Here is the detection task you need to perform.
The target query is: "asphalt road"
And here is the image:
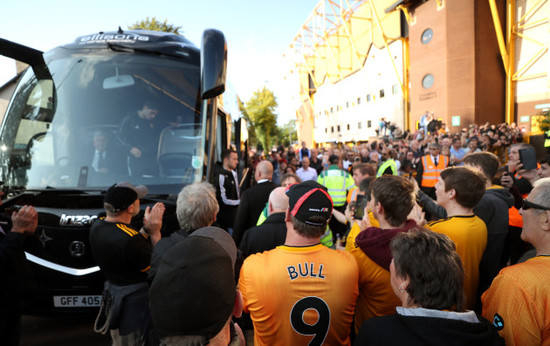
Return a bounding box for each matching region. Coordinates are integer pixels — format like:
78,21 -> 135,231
21,314 -> 110,345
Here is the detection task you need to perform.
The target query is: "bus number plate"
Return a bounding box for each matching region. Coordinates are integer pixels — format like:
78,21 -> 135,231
53,295 -> 102,307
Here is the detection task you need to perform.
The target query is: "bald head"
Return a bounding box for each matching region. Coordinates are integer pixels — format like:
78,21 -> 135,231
268,187 -> 289,214
256,160 -> 273,181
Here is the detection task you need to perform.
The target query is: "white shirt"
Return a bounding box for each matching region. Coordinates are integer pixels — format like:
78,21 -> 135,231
92,150 -> 105,171
296,167 -> 318,181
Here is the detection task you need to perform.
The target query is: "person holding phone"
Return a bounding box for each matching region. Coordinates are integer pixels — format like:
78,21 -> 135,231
501,143 -> 539,265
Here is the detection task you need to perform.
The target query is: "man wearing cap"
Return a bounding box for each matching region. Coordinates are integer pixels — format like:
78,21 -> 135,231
416,142 -> 449,200
89,182 -> 165,345
239,180 -> 359,345
149,226 -> 244,346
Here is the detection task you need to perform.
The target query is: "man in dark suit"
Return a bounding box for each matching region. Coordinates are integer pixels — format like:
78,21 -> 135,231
239,187 -> 288,259
89,131 -> 127,175
232,160 -> 276,246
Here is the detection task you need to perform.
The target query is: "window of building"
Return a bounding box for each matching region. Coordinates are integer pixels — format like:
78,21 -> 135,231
358,122 -> 362,129
357,97 -> 361,105
379,89 -> 385,98
422,74 -> 434,89
337,105 -> 340,112
331,107 -> 334,113
421,28 -> 433,44
367,120 -> 372,128
347,124 -> 350,131
337,125 -> 341,132
346,101 -> 349,108
392,84 -> 399,95
331,126 -> 334,133
366,94 -> 372,102
325,128 -> 328,133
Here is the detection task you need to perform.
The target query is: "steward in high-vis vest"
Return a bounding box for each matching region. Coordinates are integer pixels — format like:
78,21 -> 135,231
416,142 -> 448,200
376,150 -> 398,177
317,154 -> 355,239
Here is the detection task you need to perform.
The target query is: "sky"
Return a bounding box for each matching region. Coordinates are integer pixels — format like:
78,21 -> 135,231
0,0 -> 319,124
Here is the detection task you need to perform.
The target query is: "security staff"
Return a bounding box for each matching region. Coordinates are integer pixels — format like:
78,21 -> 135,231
376,149 -> 398,177
416,142 -> 448,200
317,154 -> 354,239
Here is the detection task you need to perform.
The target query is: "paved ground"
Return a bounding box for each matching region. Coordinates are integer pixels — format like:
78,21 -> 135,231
21,314 -> 110,345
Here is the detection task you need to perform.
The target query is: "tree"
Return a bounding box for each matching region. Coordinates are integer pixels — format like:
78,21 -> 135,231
242,87 -> 278,152
128,17 -> 182,35
278,120 -> 298,147
238,96 -> 259,148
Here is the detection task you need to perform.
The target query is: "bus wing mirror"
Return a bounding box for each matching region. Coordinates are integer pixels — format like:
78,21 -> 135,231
200,29 -> 227,99
0,38 -> 52,80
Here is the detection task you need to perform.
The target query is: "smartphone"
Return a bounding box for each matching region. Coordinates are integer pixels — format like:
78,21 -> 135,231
519,147 -> 537,170
354,194 -> 368,220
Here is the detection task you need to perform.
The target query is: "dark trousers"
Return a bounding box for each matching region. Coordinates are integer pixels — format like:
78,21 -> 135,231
330,205 -> 348,241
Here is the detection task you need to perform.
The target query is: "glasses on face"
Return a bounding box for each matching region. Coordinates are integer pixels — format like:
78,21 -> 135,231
521,199 -> 550,211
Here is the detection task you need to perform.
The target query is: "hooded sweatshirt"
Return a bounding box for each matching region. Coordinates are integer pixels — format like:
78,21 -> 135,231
355,308 -> 505,346
349,219 -> 417,331
474,186 -> 514,305
355,219 -> 417,271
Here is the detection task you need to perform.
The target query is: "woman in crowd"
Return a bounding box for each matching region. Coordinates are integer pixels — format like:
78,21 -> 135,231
354,228 -> 504,345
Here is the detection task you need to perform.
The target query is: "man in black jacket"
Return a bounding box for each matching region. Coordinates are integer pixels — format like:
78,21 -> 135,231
214,149 -> 240,233
239,187 -> 288,259
233,160 -> 276,246
0,205 -> 38,346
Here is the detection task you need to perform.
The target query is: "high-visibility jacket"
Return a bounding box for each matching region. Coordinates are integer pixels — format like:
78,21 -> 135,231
347,187 -> 358,204
377,159 -> 398,177
421,155 -> 448,188
509,172 -> 529,228
318,165 -> 355,207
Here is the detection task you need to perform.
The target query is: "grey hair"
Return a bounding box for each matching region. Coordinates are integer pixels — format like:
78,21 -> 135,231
176,182 -> 219,231
531,177 -> 550,213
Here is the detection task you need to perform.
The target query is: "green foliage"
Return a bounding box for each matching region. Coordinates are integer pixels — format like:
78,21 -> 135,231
242,87 -> 278,151
536,109 -> 550,132
238,96 -> 259,148
128,17 -> 182,35
279,120 -> 298,147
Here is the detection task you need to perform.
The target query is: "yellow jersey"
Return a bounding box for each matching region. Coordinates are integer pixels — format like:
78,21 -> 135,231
482,256 -> 550,346
427,215 -> 487,310
239,244 -> 359,346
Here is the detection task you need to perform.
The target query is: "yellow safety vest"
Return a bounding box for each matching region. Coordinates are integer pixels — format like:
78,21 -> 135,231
377,159 -> 398,177
317,166 -> 355,207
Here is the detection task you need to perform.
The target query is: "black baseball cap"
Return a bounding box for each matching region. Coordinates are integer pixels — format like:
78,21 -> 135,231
149,235 -> 236,340
104,182 -> 148,213
286,180 -> 333,226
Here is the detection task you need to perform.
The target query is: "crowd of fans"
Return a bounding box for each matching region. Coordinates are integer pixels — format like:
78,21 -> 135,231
2,119 -> 549,346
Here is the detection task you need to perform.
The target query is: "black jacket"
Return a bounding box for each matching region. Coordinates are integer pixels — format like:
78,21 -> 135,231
239,212 -> 287,259
0,231 -> 28,346
233,181 -> 277,246
214,167 -> 240,231
355,313 -> 504,346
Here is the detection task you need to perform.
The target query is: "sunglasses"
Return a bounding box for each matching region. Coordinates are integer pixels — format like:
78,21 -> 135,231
521,199 -> 550,211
